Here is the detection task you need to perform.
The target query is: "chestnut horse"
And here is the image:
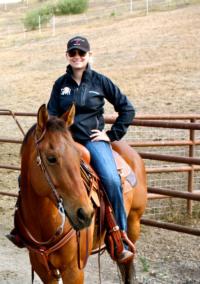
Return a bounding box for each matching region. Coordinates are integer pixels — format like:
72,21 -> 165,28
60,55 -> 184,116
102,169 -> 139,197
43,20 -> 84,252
16,104 -> 147,284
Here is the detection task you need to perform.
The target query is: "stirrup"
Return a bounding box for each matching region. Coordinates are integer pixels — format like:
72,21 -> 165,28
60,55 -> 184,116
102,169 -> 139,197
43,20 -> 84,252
120,231 -> 136,254
116,248 -> 134,264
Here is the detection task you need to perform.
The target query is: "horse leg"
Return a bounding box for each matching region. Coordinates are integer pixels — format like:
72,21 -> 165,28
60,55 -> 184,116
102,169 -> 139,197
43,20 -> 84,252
127,209 -> 142,244
61,267 -> 84,284
118,208 -> 143,284
29,253 -> 59,284
118,261 -> 137,284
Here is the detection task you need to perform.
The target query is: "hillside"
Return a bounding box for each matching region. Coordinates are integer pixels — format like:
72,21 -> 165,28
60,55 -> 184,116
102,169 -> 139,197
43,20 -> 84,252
0,1 -> 200,115
0,3 -> 200,283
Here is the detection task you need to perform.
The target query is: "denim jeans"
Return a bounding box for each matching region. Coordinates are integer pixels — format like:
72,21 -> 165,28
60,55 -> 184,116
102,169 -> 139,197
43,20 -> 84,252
83,140 -> 127,231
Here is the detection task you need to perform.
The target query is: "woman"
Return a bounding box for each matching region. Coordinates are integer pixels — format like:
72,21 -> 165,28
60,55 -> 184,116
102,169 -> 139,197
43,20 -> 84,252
47,36 -> 135,263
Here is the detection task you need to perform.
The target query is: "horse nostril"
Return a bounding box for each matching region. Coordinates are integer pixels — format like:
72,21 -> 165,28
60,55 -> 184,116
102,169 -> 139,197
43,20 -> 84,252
77,208 -> 94,228
77,208 -> 87,223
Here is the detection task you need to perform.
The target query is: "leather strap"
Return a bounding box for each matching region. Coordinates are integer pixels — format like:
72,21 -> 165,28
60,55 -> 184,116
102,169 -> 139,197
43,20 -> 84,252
15,209 -> 62,247
77,229 -> 89,270
120,231 -> 136,255
27,228 -> 76,275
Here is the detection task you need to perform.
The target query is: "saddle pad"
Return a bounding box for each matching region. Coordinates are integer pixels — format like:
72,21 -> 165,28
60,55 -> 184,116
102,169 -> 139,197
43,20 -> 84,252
113,150 -> 137,189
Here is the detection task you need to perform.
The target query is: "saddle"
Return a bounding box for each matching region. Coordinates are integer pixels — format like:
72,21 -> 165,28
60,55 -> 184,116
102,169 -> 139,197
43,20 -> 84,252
77,142 -> 136,261
76,142 -> 137,194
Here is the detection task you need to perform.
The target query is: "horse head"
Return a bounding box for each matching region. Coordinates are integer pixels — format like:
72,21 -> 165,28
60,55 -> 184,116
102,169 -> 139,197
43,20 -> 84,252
22,104 -> 94,231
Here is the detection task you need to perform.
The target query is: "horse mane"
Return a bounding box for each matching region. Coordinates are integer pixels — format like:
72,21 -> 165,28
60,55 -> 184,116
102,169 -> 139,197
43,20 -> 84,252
20,118 -> 67,155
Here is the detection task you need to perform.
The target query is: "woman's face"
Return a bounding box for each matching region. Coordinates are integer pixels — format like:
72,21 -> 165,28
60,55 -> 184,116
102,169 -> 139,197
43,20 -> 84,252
66,49 -> 91,71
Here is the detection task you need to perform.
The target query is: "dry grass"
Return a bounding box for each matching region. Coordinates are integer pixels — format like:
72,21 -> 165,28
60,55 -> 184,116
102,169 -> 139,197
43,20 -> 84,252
0,2 -> 200,115
0,4 -> 200,283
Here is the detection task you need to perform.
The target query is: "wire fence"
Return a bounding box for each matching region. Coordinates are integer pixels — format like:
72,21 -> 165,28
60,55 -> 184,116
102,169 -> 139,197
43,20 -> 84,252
127,120 -> 200,221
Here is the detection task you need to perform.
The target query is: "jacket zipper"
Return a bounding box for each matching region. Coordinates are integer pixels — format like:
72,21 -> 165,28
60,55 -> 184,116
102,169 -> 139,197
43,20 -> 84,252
80,85 -> 87,106
96,116 -> 99,129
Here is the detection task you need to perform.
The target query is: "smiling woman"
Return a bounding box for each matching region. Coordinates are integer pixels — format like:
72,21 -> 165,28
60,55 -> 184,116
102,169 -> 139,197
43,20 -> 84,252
47,35 -> 137,263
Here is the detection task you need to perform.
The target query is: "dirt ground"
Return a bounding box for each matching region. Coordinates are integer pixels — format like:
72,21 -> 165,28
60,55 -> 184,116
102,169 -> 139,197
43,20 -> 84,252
0,2 -> 200,284
0,205 -> 200,283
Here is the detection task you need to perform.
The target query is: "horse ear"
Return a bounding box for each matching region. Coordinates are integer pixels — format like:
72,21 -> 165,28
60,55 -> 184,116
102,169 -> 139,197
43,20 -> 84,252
61,104 -> 76,127
36,104 -> 48,138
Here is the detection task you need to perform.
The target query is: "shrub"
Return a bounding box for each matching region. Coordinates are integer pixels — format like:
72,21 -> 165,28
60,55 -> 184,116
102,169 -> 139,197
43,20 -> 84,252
23,5 -> 54,30
23,0 -> 88,30
55,0 -> 89,15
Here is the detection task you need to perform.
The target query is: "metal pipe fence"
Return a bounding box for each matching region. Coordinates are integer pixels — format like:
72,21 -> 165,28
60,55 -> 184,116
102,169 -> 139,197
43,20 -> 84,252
0,110 -> 200,235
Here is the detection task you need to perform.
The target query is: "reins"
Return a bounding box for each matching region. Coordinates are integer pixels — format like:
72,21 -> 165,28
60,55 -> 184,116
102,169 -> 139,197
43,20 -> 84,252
76,229 -> 89,270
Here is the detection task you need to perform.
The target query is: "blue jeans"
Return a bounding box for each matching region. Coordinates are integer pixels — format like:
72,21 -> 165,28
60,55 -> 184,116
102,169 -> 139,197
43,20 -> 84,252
83,141 -> 127,231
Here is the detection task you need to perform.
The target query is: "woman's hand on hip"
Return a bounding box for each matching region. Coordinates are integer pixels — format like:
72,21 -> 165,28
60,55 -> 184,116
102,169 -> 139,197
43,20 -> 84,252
90,129 -> 110,142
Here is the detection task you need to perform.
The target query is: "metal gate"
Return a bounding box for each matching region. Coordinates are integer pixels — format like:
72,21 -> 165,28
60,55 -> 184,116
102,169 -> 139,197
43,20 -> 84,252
0,110 -> 200,235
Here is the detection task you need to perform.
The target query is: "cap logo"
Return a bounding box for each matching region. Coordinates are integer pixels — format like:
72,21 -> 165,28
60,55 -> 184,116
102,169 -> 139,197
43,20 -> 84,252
72,39 -> 85,46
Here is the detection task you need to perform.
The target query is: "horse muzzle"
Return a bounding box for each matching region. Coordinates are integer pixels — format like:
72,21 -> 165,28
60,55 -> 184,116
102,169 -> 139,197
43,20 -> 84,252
65,207 -> 94,231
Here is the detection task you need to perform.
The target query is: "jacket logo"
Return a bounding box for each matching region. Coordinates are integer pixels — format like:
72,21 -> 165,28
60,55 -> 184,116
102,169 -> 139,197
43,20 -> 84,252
89,90 -> 100,95
61,87 -> 71,96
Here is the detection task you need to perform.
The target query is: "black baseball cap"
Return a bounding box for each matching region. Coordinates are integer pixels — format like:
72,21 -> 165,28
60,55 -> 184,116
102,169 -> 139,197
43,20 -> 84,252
67,36 -> 90,52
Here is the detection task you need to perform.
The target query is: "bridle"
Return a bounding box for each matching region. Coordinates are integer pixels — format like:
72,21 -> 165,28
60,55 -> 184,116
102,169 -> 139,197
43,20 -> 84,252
34,128 -> 66,236
15,126 -> 91,283
35,128 -> 92,265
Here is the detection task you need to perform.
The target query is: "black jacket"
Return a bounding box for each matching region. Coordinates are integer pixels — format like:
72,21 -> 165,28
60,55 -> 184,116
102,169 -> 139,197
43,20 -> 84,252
47,65 -> 135,142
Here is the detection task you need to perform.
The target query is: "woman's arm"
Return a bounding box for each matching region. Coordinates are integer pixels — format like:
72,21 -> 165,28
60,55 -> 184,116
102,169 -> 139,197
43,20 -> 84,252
101,76 -> 135,142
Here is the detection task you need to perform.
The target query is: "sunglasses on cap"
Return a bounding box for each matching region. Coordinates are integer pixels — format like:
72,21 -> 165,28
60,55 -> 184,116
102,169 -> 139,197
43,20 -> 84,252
67,49 -> 87,57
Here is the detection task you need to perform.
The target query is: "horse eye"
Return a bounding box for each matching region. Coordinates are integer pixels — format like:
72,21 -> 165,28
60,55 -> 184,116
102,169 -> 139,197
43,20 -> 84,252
47,156 -> 57,164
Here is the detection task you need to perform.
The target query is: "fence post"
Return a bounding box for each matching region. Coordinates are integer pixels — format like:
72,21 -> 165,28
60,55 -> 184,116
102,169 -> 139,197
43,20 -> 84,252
39,15 -> 41,34
187,118 -> 196,215
23,24 -> 26,39
52,15 -> 55,36
146,0 -> 149,15
130,0 -> 133,12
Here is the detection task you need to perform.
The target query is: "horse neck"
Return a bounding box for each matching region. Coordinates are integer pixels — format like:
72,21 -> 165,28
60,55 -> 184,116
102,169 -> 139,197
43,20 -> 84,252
20,178 -> 72,241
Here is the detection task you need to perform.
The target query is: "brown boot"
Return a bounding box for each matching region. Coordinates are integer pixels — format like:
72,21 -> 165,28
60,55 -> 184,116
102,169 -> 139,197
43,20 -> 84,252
6,228 -> 25,248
